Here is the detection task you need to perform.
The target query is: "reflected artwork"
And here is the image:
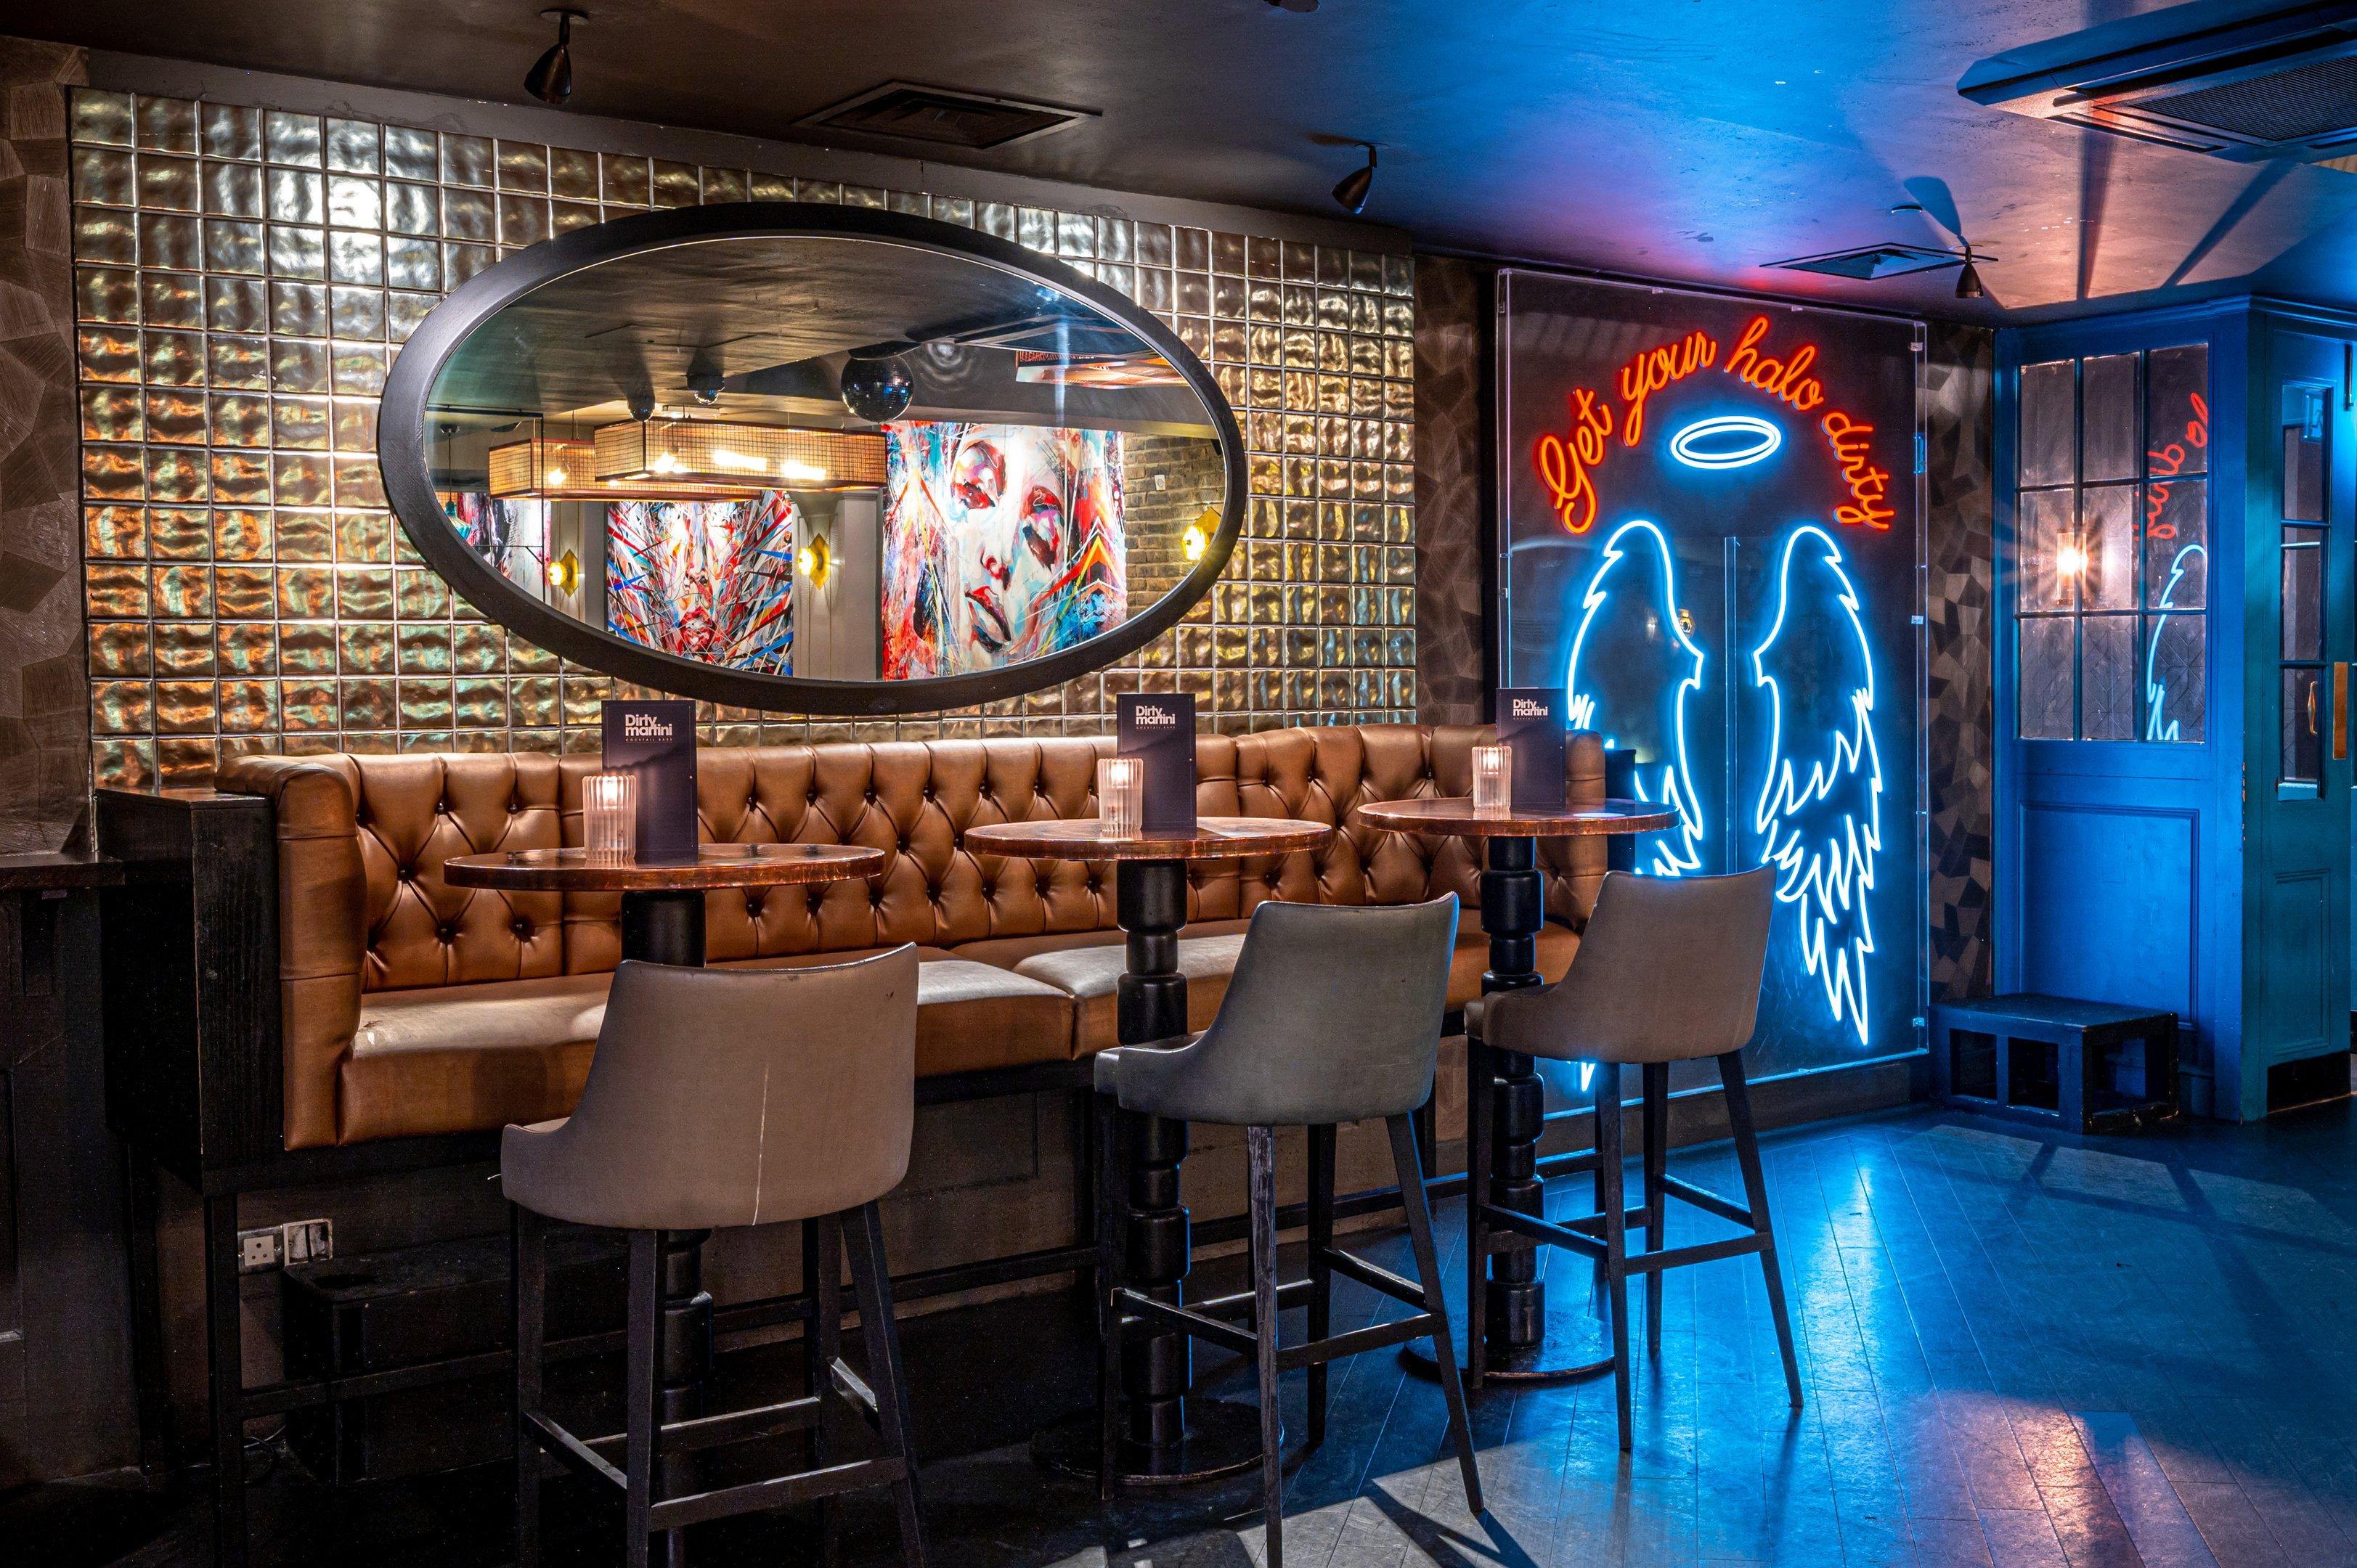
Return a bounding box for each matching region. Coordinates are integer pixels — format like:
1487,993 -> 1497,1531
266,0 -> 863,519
881,422 -> 1125,679
446,493 -> 548,599
606,493 -> 797,674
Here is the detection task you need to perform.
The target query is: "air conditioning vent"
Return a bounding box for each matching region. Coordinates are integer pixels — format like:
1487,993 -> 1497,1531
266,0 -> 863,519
1961,0 -> 2357,164
1764,244 -> 1970,281
798,82 -> 1096,150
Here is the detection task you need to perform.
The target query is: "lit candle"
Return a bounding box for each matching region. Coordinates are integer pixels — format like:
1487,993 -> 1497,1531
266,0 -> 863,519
1472,744 -> 1512,816
1098,756 -> 1144,839
583,771 -> 637,862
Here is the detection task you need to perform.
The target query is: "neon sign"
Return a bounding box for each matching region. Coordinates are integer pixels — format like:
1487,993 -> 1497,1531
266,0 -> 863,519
1563,519 -> 1708,877
1532,314 -> 1894,534
1669,414 -> 1783,470
1751,526 -> 1883,1045
2144,543 -> 2206,742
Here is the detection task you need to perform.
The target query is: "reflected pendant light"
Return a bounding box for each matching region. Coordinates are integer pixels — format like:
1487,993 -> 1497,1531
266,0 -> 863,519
525,9 -> 583,106
591,417 -> 890,492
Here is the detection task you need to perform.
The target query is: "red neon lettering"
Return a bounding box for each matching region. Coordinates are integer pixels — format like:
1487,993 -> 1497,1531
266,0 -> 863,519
1533,386 -> 1615,534
2144,392 -> 2210,541
1821,411 -> 1894,531
1725,317 -> 1825,412
1616,328 -> 1717,446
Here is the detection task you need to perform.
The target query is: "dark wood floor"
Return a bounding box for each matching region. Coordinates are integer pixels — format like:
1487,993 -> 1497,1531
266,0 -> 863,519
20,1096 -> 2357,1568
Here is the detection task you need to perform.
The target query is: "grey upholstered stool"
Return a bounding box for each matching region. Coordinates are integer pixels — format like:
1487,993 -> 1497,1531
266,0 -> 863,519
1092,895 -> 1481,1568
1467,867 -> 1801,1451
503,948 -> 926,1568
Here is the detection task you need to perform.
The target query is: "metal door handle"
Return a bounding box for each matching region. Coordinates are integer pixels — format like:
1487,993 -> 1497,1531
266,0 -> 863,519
2309,679 -> 2319,738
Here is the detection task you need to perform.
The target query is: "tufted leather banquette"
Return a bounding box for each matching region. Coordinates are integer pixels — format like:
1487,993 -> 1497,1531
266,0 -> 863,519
218,724 -> 1607,1149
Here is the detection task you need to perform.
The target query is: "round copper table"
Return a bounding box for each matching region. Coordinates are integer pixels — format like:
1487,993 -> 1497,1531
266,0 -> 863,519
445,839 -> 882,1568
962,815 -> 1329,1487
1354,797 -> 1675,1387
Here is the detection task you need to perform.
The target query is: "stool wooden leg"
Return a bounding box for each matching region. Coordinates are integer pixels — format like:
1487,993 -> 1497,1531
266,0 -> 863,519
802,1214 -> 843,1568
846,1201 -> 927,1568
1387,1115 -> 1483,1516
1246,1125 -> 1284,1568
1719,1051 -> 1801,1410
202,1192 -> 248,1568
512,1205 -> 546,1568
1595,1064 -> 1632,1451
1464,1037 -> 1493,1389
1641,1063 -> 1668,1357
625,1229 -> 659,1568
1306,1123 -> 1335,1450
1093,1091 -> 1123,1501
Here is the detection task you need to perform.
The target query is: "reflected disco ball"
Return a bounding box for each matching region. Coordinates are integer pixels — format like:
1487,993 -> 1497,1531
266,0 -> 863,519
840,355 -> 913,422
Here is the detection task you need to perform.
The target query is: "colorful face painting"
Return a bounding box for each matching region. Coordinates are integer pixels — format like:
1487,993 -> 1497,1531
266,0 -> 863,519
880,422 -> 1126,679
605,492 -> 796,674
444,493 -> 549,599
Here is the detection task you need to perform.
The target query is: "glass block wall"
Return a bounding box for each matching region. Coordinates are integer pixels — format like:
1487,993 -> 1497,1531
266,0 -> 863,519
68,88 -> 1419,791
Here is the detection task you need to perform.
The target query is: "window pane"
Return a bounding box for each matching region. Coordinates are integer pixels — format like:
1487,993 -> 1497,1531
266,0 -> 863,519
2148,344 -> 2207,478
2285,664 -> 2324,783
2145,475 -> 2206,610
2082,483 -> 2138,611
2081,614 -> 2137,740
2020,616 -> 2076,739
2019,487 -> 2077,610
2284,387 -> 2328,522
2083,353 -> 2141,482
2283,525 -> 2324,661
2144,613 -> 2205,743
2019,360 -> 2075,489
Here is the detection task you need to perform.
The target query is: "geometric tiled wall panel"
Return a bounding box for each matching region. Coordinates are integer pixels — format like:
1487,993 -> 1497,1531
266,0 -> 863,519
70,88 -> 1417,790
1923,322 -> 1996,1001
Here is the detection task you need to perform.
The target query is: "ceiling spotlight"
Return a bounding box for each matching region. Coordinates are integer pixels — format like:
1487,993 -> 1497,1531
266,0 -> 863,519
525,9 -> 584,106
1955,250 -> 1985,299
839,351 -> 914,423
685,366 -> 724,407
1332,143 -> 1377,216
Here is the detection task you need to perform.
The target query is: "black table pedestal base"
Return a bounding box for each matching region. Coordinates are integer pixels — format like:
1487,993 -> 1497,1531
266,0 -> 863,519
1029,856 -> 1263,1489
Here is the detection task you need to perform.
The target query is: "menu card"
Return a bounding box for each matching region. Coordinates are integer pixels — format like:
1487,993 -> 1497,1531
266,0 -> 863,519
601,699 -> 698,863
1496,687 -> 1567,812
1118,693 -> 1197,836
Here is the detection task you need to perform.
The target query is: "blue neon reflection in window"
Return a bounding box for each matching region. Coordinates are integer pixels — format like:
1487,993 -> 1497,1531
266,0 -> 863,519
2143,543 -> 2205,742
1563,518 -> 1706,876
1751,525 -> 1883,1045
1668,413 -> 1783,470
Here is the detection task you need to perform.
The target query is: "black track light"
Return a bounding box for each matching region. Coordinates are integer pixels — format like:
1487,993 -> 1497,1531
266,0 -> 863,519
525,9 -> 583,107
1332,144 -> 1377,216
1955,252 -> 1984,300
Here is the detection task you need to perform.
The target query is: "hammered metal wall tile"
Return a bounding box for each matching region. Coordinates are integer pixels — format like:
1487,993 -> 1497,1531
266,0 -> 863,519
278,621 -> 335,675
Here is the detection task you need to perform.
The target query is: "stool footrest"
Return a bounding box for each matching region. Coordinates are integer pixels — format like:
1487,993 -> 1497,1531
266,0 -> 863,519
828,1355 -> 882,1429
1115,1288 -> 1258,1358
1316,1244 -> 1427,1310
1625,1233 -> 1766,1275
1186,1276 -> 1311,1320
1274,1312 -> 1437,1373
651,1455 -> 909,1532
1659,1174 -> 1751,1228
1479,1204 -> 1606,1259
524,1409 -> 627,1490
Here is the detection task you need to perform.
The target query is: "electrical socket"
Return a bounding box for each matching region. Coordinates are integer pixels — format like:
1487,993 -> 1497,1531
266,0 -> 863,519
281,1218 -> 333,1266
237,1227 -> 281,1275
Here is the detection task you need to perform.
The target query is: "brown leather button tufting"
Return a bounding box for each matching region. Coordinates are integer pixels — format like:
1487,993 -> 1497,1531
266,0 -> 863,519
512,919 -> 531,937
746,896 -> 762,915
438,923 -> 456,942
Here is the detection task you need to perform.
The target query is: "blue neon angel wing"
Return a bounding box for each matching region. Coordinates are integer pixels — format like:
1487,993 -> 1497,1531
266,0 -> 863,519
1750,525 -> 1881,1044
1563,519 -> 1706,875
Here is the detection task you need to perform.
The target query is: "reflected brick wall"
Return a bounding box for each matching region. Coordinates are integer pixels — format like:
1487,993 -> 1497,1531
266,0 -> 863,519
0,41 -> 90,850
68,85 -> 1418,790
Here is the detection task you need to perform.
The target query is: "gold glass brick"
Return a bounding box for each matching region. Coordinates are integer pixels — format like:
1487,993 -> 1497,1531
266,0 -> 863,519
144,388 -> 205,444
219,679 -> 276,732
337,620 -> 393,673
207,449 -> 268,505
76,264 -> 138,323
326,119 -> 380,174
215,565 -> 273,618
265,111 -> 322,168
334,566 -> 391,620
144,447 -> 208,502
278,622 -> 335,675
152,622 -> 216,674
397,677 -> 452,727
330,232 -> 384,285
385,126 -> 436,181
330,343 -> 388,396
396,571 -> 451,621
217,622 -> 276,675
137,153 -> 200,212
455,677 -> 505,727
339,676 -> 395,728
652,160 -> 699,208
701,167 -> 747,203
282,678 -> 337,731
271,452 -> 330,507
397,622 -> 450,674
73,146 -> 134,207
80,385 -> 141,444
153,679 -> 214,733
274,565 -> 333,619
155,737 -> 217,787
92,677 -> 154,734
73,89 -> 135,148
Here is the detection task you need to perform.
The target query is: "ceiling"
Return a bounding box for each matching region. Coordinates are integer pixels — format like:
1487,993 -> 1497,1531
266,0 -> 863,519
21,0 -> 2357,324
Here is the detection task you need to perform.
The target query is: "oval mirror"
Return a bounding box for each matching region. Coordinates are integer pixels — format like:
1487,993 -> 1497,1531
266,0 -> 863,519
378,203 -> 1242,714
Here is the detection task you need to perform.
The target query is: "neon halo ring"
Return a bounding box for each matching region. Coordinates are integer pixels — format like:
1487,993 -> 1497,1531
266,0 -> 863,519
1669,413 -> 1783,470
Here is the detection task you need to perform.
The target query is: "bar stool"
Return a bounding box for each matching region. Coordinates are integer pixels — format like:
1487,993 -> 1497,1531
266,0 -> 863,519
503,948 -> 927,1568
1092,895 -> 1481,1568
1466,867 -> 1801,1451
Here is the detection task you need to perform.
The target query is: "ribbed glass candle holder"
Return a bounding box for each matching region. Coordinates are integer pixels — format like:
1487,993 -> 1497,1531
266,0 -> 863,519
1472,744 -> 1511,816
1098,756 -> 1144,839
583,771 -> 637,862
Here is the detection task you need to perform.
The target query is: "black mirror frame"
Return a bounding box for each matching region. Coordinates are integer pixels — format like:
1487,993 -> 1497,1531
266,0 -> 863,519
377,201 -> 1246,716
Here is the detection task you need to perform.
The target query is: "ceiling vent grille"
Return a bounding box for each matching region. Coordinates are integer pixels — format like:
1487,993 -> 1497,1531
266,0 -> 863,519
1764,244 -> 1970,281
797,82 -> 1096,150
1961,1 -> 2357,163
